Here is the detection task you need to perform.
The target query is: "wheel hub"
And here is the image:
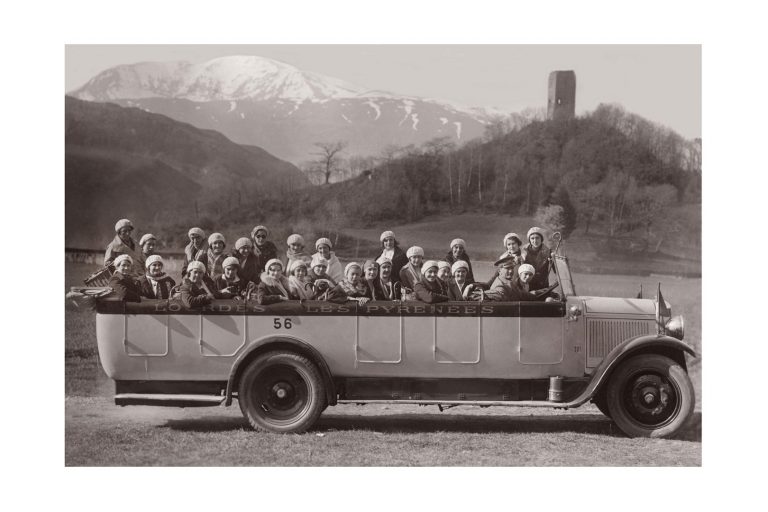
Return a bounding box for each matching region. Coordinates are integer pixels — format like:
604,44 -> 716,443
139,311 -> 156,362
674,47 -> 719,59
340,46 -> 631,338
623,373 -> 678,427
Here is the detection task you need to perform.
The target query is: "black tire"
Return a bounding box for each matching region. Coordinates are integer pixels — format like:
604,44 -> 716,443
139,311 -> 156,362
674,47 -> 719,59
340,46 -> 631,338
592,392 -> 611,419
238,351 -> 325,433
606,354 -> 694,438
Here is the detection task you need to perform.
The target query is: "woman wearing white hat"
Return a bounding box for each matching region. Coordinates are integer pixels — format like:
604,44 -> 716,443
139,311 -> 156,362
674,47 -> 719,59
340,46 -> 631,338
447,260 -> 472,301
213,256 -> 254,299
308,254 -> 337,287
327,262 -> 370,304
312,237 -> 343,284
437,261 -> 452,287
182,227 -> 208,279
286,234 -> 312,269
522,227 -> 552,290
107,254 -> 142,302
256,258 -> 295,305
104,218 -> 141,275
445,238 -> 475,283
180,260 -> 216,308
399,246 -> 425,291
485,232 -> 523,288
136,233 -> 158,272
413,260 -> 450,304
250,225 -> 278,270
138,255 -> 176,299
206,233 -> 228,279
287,259 -> 315,300
362,259 -> 387,301
510,263 -> 556,302
232,237 -> 261,285
376,256 -> 398,300
377,231 -> 408,285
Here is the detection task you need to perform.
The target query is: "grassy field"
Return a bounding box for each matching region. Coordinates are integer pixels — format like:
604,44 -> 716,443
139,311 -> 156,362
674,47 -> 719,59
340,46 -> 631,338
65,397 -> 700,466
343,213 -> 700,276
65,257 -> 701,466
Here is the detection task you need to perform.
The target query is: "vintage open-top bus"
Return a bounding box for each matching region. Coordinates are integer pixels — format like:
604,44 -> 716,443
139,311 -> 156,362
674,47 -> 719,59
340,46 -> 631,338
89,236 -> 694,438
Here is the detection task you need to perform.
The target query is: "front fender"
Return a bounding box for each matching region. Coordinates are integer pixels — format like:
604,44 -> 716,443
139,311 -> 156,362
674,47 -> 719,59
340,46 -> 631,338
565,334 -> 696,408
224,335 -> 336,406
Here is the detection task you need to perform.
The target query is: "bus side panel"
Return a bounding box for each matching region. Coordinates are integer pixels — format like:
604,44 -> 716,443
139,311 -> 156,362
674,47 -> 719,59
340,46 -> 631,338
96,313 -> 150,380
246,314 -> 357,374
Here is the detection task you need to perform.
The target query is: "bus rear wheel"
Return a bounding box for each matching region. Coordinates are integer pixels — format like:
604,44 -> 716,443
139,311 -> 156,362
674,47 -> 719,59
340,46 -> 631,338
238,351 -> 325,433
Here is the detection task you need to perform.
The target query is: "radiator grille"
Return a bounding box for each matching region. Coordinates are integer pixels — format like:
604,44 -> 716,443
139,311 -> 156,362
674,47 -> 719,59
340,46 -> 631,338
586,318 -> 654,367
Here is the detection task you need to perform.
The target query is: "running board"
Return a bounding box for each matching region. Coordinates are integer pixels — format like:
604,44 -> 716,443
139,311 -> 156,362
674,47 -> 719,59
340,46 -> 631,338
115,393 -> 226,407
337,399 -> 572,408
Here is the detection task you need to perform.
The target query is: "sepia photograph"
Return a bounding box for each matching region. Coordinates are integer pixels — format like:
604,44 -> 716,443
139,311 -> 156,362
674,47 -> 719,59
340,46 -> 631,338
64,43 -> 702,466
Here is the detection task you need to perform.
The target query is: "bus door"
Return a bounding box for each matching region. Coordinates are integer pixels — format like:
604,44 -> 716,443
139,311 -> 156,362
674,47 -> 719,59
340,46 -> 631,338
518,301 -> 565,364
355,302 -> 403,364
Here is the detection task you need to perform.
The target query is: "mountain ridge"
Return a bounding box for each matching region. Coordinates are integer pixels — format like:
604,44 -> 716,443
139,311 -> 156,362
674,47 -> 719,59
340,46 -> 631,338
70,55 -> 498,163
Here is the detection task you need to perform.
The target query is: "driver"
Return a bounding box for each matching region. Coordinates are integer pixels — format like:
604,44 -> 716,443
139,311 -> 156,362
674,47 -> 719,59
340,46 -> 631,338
511,264 -> 558,302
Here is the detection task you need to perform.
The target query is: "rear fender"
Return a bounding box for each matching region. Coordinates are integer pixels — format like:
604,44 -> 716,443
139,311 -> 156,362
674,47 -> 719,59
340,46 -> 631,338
571,334 -> 696,407
224,335 -> 336,406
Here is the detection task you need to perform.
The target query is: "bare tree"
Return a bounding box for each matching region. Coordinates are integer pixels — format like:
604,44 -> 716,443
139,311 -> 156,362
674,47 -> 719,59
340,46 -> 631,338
312,141 -> 347,185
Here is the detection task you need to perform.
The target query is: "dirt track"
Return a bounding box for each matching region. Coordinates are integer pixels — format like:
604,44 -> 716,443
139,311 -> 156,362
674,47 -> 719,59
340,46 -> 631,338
66,397 -> 701,466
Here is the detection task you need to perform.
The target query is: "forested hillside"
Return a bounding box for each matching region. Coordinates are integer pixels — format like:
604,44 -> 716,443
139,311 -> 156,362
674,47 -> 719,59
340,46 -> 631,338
287,104 -> 701,259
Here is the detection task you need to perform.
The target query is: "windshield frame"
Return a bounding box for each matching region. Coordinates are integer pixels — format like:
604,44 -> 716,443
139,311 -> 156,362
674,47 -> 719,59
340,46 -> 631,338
553,255 -> 577,298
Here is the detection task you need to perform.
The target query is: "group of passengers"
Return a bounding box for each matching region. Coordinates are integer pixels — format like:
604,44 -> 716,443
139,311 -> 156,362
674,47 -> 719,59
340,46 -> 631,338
103,219 -> 558,309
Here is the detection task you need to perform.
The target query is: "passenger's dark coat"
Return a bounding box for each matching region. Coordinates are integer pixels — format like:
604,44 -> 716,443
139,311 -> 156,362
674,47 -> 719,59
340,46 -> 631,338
213,275 -> 253,299
446,278 -> 472,301
182,243 -> 208,279
179,278 -> 214,308
137,274 -> 176,299
104,236 -> 141,275
379,246 -> 409,285
108,271 -> 142,302
414,279 -> 450,304
364,278 -> 388,301
522,243 -> 551,290
398,263 -> 422,291
232,251 -> 262,285
253,241 -> 278,271
445,251 -> 475,283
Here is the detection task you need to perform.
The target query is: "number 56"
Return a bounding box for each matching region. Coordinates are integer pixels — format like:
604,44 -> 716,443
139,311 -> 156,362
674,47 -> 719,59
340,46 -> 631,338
273,318 -> 293,329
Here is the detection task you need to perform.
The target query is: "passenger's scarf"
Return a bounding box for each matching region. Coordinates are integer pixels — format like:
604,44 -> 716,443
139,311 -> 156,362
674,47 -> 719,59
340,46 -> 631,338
380,277 -> 394,299
287,248 -> 312,266
339,278 -> 368,297
260,273 -> 291,298
185,242 -> 206,262
288,275 -> 314,300
207,248 -> 227,276
311,251 -> 343,283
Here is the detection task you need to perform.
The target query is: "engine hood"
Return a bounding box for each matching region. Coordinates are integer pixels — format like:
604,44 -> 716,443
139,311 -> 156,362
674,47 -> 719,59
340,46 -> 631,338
581,297 -> 657,316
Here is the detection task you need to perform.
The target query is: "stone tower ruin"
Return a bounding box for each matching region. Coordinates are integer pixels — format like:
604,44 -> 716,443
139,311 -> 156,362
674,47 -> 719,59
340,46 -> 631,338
547,70 -> 576,121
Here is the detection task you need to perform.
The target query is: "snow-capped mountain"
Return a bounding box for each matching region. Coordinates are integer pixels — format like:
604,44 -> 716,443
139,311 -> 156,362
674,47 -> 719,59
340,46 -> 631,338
70,55 -> 500,163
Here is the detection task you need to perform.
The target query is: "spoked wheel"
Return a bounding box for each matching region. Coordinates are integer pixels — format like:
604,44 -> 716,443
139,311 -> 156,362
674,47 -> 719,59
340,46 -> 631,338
606,354 -> 694,438
238,351 -> 325,433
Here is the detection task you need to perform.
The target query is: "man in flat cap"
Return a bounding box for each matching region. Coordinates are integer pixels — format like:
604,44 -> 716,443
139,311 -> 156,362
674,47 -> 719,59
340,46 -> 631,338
472,257 -> 557,302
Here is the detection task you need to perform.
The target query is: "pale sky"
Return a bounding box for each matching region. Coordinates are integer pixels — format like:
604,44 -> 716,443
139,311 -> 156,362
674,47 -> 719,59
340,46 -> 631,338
65,44 -> 701,139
